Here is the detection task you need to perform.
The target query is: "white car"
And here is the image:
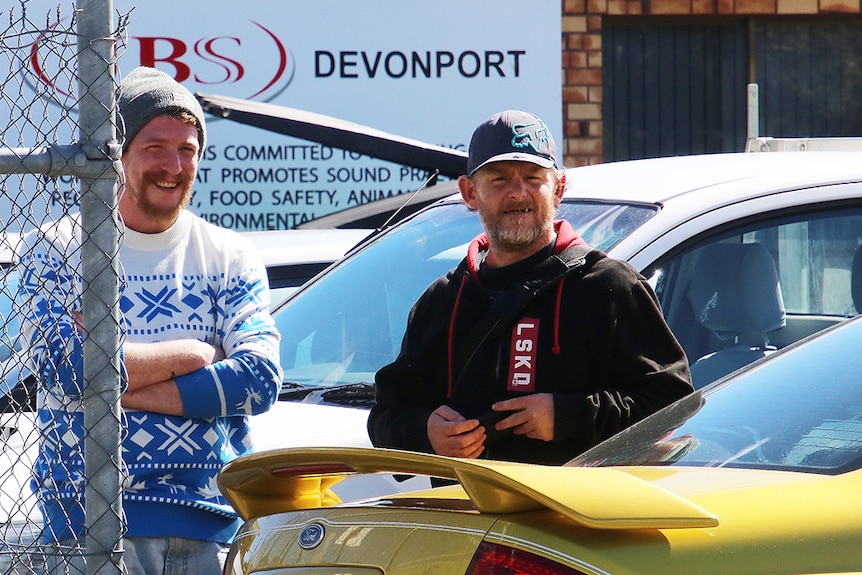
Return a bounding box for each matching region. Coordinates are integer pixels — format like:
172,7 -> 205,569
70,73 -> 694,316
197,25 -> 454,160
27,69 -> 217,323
256,149 -> 862,499
241,228 -> 371,305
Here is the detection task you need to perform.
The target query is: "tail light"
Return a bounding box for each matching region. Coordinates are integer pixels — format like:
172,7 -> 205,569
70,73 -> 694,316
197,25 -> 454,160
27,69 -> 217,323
465,541 -> 587,575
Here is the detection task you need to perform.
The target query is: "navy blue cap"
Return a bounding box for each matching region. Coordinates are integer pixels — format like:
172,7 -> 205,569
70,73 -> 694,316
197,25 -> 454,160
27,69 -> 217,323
466,110 -> 558,176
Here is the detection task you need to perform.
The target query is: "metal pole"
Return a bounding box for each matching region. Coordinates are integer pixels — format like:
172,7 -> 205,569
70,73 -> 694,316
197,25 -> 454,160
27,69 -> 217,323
0,145 -> 114,178
745,83 -> 759,152
75,1 -> 124,575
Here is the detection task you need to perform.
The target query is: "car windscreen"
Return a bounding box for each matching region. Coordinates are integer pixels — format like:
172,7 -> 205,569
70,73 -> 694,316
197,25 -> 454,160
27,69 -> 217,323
272,199 -> 658,404
567,316 -> 862,475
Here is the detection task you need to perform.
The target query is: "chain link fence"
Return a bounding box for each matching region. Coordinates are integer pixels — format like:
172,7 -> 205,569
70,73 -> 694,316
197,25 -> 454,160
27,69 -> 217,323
1,1 -> 126,573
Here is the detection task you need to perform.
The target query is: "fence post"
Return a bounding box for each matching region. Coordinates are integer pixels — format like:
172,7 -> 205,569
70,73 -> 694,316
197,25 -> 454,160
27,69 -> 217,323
75,1 -> 124,574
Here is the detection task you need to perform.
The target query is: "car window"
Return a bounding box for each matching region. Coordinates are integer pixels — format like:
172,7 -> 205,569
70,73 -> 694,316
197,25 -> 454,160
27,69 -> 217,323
652,204 -> 862,389
569,316 -> 862,475
272,199 -> 657,400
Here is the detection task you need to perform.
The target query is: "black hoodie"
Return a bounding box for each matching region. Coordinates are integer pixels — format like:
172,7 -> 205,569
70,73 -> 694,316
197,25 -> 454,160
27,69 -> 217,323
369,220 -> 693,465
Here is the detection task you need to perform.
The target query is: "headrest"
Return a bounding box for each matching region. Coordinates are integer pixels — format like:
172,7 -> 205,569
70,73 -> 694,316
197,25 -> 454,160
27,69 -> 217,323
688,242 -> 786,341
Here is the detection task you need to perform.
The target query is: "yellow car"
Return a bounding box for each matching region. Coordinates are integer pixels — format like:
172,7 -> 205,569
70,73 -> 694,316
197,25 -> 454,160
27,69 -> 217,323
219,314 -> 862,575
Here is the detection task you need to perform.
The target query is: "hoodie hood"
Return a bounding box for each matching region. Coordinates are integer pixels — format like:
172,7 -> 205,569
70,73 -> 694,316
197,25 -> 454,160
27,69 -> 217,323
464,220 -> 586,282
447,220 -> 588,397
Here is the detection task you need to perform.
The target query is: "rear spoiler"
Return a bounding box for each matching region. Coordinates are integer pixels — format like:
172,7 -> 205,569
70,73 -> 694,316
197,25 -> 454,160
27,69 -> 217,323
218,446 -> 718,530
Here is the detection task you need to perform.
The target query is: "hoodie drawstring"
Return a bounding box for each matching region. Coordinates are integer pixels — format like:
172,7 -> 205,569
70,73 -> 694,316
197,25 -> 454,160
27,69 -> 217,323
552,278 -> 564,355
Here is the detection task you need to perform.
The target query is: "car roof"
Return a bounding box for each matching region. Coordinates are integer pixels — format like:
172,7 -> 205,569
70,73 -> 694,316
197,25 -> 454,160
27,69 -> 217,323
558,152 -> 862,269
297,152 -> 862,231
562,151 -> 862,204
240,228 -> 372,267
381,151 -> 862,211
288,151 -> 862,275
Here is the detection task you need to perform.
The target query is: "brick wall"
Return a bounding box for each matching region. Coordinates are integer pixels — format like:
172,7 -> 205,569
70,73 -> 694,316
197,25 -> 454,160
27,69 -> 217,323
560,0 -> 862,166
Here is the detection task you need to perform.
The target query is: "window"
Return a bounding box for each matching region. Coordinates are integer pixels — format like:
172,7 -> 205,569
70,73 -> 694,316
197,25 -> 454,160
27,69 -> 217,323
653,205 -> 862,388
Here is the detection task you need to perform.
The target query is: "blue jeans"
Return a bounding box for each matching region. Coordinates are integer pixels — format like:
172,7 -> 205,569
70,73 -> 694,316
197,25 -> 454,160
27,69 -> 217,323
123,537 -> 229,575
45,537 -> 229,575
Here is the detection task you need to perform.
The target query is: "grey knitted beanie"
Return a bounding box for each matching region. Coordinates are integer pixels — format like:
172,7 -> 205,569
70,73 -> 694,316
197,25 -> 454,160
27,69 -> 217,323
117,66 -> 207,157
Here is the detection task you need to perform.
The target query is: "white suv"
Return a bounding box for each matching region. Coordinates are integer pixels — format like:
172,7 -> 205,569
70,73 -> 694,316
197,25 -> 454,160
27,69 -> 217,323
255,149 -> 862,499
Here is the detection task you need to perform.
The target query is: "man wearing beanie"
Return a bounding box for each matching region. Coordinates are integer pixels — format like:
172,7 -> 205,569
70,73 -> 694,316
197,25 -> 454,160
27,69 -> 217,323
18,66 -> 282,574
369,110 -> 692,467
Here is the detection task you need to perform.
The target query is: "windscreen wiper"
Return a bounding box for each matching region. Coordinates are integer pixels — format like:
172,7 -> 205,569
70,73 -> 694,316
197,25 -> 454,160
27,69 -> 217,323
278,381 -> 376,408
278,381 -> 313,401
316,383 -> 376,408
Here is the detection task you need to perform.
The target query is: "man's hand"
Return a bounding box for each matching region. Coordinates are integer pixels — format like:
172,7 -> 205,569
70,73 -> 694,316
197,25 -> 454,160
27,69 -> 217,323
490,393 -> 555,441
427,405 -> 486,458
70,310 -> 84,334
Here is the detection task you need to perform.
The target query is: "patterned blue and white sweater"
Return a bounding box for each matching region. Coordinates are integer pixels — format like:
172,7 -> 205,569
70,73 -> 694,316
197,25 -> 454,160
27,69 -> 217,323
18,210 -> 282,544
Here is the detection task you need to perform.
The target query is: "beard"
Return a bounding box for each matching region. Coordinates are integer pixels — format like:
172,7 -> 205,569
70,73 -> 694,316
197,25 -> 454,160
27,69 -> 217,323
479,194 -> 557,249
126,172 -> 193,224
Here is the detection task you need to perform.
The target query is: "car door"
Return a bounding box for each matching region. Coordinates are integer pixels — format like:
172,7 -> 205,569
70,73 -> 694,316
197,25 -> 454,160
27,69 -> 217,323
645,194 -> 862,388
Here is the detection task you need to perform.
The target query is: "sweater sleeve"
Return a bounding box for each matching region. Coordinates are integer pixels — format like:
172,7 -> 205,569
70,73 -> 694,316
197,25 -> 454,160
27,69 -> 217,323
18,218 -> 87,399
176,243 -> 282,419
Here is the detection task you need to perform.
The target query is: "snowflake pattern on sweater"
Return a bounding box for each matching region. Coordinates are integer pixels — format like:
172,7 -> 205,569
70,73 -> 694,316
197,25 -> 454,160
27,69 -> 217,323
18,211 -> 282,543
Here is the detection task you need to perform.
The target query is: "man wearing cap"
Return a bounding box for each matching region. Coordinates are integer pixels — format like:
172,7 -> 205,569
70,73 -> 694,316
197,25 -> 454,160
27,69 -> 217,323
368,110 -> 692,465
19,66 -> 282,574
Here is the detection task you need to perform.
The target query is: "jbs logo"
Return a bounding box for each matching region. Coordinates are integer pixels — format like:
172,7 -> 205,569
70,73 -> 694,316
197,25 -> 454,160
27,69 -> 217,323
27,19 -> 293,105
508,318 -> 539,392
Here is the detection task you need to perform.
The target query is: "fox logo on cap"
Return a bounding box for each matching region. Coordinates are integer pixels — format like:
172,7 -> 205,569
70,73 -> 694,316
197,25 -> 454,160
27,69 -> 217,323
512,119 -> 552,156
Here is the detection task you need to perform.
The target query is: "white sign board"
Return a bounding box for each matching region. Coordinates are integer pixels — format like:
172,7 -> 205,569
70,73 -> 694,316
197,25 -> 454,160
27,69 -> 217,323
4,0 -> 561,230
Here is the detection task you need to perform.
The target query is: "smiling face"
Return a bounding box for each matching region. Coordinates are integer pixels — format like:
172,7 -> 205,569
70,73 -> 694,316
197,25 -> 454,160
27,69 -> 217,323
119,113 -> 200,233
458,160 -> 564,267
